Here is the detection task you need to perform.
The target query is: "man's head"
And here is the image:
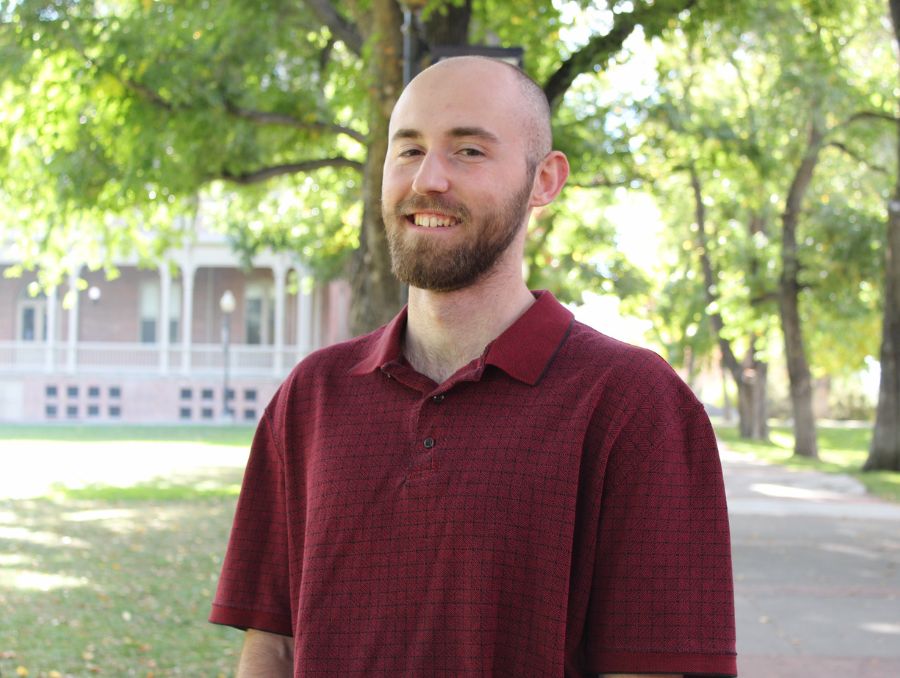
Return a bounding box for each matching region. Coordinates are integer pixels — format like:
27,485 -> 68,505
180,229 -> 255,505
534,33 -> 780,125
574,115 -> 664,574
381,56 -> 568,292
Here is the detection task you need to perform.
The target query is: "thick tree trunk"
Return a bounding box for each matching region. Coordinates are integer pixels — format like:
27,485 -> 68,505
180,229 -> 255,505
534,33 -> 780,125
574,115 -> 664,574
866,0 -> 900,471
779,122 -> 823,458
735,347 -> 769,440
348,0 -> 405,335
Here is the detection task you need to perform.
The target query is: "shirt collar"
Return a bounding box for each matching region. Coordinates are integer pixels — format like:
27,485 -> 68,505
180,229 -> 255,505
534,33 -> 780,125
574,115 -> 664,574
348,290 -> 574,386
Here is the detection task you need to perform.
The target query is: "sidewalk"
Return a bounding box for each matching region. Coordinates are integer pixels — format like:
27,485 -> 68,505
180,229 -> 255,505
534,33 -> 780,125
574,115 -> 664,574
722,446 -> 900,678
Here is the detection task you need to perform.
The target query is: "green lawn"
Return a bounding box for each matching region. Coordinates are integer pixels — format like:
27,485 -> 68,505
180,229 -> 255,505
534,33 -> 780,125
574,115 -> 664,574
715,423 -> 900,503
0,426 -> 253,677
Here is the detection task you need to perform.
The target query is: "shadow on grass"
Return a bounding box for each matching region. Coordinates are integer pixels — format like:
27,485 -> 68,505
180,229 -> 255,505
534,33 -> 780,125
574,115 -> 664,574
0,467 -> 247,677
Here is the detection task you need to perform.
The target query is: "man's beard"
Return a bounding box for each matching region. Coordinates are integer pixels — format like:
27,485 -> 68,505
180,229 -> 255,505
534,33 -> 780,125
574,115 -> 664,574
383,176 -> 534,292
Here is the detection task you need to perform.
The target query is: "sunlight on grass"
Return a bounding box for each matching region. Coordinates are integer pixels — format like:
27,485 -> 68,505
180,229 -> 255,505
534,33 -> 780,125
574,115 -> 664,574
715,423 -> 900,503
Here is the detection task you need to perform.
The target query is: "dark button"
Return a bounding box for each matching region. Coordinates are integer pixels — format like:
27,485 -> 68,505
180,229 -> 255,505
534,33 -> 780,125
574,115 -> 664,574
423,437 -> 435,449
431,394 -> 445,403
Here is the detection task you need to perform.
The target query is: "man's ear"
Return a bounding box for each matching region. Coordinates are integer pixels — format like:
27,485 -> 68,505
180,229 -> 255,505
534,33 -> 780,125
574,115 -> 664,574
529,151 -> 570,208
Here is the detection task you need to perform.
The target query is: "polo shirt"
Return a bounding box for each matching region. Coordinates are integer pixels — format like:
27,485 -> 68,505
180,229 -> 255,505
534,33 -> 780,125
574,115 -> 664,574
210,290 -> 737,677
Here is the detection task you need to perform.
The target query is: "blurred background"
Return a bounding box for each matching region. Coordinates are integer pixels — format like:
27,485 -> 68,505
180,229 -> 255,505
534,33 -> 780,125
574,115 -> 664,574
1,0 -> 899,676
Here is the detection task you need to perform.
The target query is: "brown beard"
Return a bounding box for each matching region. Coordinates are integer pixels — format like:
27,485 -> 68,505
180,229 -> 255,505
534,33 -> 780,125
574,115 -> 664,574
383,176 -> 534,292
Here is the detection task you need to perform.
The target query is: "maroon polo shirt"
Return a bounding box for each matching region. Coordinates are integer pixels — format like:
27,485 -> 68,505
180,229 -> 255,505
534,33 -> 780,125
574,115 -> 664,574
210,291 -> 736,676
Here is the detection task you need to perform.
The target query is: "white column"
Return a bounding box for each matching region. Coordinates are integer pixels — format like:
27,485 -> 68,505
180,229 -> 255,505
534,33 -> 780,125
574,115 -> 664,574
66,270 -> 80,374
272,256 -> 288,375
180,263 -> 196,375
44,285 -> 58,373
295,267 -> 314,358
159,263 -> 171,374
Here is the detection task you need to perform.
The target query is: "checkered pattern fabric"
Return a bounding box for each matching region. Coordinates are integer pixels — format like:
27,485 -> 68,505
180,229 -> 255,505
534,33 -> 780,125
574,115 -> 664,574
210,291 -> 736,676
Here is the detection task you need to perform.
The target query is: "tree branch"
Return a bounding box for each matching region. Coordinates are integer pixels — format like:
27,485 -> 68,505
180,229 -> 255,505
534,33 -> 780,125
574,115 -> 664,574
217,158 -> 364,185
825,141 -> 891,174
543,0 -> 696,110
223,100 -> 367,144
304,0 -> 364,56
840,111 -> 900,127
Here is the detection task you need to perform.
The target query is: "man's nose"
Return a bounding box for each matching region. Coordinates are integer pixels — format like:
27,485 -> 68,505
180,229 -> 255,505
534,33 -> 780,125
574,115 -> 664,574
411,152 -> 450,194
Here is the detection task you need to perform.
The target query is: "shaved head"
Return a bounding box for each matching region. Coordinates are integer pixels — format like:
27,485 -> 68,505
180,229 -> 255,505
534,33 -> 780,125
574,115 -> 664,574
401,56 -> 553,169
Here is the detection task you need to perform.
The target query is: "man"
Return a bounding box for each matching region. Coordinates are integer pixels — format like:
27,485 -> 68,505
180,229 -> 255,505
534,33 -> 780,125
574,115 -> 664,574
210,56 -> 737,677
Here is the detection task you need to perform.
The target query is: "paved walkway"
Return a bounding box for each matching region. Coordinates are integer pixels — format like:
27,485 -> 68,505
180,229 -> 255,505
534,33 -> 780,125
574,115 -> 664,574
723,447 -> 900,678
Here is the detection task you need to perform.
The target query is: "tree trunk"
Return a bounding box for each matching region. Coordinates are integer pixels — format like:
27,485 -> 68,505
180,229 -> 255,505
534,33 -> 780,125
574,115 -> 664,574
348,0 -> 405,335
866,0 -> 900,471
735,346 -> 769,440
778,121 -> 823,458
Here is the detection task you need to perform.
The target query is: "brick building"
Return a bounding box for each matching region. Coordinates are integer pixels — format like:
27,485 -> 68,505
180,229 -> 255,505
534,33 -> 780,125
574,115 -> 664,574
0,230 -> 351,424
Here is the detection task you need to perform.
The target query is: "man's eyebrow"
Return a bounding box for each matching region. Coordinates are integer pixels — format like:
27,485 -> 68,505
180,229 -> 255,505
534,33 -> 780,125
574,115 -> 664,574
390,127 -> 500,143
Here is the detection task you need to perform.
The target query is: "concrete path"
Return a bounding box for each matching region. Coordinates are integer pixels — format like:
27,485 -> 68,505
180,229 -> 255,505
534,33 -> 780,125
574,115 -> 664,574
723,447 -> 900,678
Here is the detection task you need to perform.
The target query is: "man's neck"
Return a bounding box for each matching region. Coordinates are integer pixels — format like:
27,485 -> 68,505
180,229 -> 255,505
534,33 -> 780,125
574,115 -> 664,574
403,273 -> 535,384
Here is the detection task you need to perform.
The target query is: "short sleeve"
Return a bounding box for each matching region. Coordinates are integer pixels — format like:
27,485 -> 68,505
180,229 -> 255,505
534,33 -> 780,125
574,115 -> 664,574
209,410 -> 293,636
583,373 -> 737,677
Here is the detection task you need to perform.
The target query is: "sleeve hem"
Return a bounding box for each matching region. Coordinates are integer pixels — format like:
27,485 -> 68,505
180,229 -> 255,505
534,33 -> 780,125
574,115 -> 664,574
586,649 -> 737,677
209,603 -> 293,637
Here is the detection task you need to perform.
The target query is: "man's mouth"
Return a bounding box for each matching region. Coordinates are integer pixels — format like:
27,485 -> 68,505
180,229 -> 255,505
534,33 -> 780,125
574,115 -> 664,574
409,212 -> 460,229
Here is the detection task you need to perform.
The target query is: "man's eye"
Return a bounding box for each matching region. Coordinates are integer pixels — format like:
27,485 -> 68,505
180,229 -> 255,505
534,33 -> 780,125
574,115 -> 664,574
459,148 -> 485,157
398,148 -> 423,158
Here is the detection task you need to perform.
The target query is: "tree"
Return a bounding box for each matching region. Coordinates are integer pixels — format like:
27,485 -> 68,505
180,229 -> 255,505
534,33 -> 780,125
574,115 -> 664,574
867,0 -> 900,471
0,0 -> 703,335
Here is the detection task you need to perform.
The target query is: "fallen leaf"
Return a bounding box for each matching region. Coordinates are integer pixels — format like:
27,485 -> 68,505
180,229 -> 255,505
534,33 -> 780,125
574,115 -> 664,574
16,666 -> 28,677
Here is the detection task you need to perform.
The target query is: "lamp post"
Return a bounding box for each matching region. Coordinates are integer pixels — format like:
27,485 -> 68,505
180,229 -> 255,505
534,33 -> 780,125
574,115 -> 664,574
399,0 -> 428,85
219,290 -> 236,422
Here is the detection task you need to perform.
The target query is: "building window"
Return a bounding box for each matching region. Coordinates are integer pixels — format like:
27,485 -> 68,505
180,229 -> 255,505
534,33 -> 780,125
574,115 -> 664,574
201,408 -> 214,420
66,405 -> 78,419
46,405 -> 58,418
67,386 -> 79,398
46,386 -> 58,398
109,386 -> 121,399
109,406 -> 121,418
17,298 -> 47,342
180,388 -> 192,400
244,389 -> 257,402
139,281 -> 158,343
244,409 -> 257,422
245,283 -> 274,345
225,388 -> 235,401
87,405 -> 100,417
88,386 -> 100,398
201,388 -> 214,400
179,407 -> 191,420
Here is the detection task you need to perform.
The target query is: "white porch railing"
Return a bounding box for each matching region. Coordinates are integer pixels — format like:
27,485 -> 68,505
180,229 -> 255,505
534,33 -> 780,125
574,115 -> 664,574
0,341 -> 309,377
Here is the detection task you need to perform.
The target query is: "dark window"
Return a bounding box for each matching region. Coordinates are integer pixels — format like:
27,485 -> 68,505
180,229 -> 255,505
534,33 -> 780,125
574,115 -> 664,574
109,387 -> 121,399
246,297 -> 263,345
244,389 -> 257,402
45,404 -> 57,418
109,406 -> 121,418
66,405 -> 78,418
88,386 -> 100,398
67,386 -> 78,398
22,307 -> 36,342
201,408 -> 214,420
179,407 -> 191,420
45,385 -> 58,398
140,318 -> 156,344
244,409 -> 257,421
180,388 -> 192,400
201,388 -> 214,400
225,388 -> 235,401
87,405 -> 100,417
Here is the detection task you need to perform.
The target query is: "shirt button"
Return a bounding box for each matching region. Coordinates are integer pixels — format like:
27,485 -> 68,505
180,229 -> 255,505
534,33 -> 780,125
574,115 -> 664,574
431,394 -> 445,403
423,437 -> 435,449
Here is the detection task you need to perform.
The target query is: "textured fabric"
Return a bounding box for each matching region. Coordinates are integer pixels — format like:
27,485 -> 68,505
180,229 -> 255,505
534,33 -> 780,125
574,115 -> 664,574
210,291 -> 737,677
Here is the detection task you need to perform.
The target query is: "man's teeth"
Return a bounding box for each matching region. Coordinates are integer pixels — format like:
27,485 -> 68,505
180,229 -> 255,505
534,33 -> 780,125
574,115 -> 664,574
413,214 -> 456,228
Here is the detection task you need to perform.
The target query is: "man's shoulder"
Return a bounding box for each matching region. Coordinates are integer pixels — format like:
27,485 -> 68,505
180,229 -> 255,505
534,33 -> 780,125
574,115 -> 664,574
289,325 -> 386,377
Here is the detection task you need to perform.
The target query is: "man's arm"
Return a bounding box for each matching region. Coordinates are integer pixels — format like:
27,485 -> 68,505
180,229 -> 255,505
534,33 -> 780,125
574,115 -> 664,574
236,629 -> 293,677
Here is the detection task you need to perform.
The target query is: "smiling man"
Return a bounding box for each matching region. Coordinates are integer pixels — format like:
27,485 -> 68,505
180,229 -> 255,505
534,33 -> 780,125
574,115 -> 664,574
210,57 -> 737,677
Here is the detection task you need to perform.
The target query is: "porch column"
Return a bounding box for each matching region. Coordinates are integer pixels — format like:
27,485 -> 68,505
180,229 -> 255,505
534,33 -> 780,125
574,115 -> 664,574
272,256 -> 288,375
159,263 -> 171,374
66,270 -> 80,374
295,267 -> 314,358
44,285 -> 58,373
180,262 -> 196,375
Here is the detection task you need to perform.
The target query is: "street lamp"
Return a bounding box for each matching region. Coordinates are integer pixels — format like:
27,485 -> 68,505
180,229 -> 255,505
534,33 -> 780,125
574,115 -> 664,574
219,290 -> 236,422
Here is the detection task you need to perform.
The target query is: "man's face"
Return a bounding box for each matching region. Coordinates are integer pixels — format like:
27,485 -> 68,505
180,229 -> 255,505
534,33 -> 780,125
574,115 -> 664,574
381,61 -> 537,292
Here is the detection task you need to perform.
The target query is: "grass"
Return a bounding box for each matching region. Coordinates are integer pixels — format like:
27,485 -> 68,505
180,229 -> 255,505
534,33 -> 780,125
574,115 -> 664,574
0,426 -> 253,677
715,422 -> 900,503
